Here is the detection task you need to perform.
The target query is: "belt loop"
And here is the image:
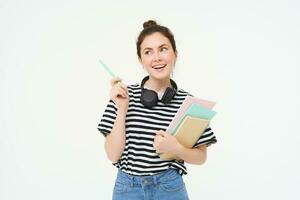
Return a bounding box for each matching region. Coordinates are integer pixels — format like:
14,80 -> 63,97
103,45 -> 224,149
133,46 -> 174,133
130,176 -> 134,187
153,175 -> 157,185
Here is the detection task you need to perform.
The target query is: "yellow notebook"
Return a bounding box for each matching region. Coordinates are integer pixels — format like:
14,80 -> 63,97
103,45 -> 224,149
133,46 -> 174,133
160,116 -> 210,160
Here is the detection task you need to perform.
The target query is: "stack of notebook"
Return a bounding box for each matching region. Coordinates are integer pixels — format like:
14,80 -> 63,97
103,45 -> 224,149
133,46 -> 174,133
159,96 -> 216,160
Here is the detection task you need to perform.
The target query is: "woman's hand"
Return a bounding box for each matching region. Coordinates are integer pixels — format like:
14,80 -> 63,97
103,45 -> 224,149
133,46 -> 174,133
109,77 -> 129,112
153,130 -> 183,154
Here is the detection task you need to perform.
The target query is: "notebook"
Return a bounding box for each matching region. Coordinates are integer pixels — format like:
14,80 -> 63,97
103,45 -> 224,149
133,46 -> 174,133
171,103 -> 216,135
166,96 -> 215,135
160,116 -> 210,160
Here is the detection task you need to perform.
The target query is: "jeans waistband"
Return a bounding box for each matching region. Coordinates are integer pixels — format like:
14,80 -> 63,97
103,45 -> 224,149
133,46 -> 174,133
116,168 -> 180,187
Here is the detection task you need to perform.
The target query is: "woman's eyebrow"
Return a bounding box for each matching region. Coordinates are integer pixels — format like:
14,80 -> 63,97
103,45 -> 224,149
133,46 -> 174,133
143,44 -> 169,51
159,44 -> 169,48
143,47 -> 152,52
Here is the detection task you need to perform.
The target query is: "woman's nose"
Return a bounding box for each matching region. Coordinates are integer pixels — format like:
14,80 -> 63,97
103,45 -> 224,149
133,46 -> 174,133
153,51 -> 161,61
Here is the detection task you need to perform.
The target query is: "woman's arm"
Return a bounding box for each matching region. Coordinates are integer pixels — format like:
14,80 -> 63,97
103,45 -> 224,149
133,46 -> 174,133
104,108 -> 127,163
173,143 -> 207,165
104,78 -> 129,163
153,130 -> 207,165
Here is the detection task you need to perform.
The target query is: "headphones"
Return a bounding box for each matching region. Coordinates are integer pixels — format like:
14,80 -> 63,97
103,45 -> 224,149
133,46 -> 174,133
140,76 -> 177,108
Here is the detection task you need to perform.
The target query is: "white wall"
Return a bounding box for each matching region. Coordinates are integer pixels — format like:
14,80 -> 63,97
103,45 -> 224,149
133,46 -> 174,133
1,0 -> 299,199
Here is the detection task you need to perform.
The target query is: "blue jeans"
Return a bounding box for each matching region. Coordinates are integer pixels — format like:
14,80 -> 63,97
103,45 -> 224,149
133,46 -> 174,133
112,168 -> 189,200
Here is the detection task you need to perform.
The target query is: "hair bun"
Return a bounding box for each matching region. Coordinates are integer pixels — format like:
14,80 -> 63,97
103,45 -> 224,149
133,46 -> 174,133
143,20 -> 158,29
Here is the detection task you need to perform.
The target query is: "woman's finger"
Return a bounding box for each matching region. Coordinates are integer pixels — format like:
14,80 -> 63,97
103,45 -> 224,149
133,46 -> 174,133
112,82 -> 127,94
110,77 -> 122,86
118,82 -> 128,91
117,87 -> 128,98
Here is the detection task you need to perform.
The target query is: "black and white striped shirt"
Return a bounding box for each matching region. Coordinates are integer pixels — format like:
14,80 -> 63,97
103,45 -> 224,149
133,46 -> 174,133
97,83 -> 217,176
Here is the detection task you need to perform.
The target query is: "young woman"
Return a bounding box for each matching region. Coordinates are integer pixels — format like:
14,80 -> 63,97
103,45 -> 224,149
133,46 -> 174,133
98,20 -> 217,200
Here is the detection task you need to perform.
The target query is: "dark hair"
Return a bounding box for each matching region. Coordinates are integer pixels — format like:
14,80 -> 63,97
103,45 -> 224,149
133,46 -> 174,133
136,20 -> 177,59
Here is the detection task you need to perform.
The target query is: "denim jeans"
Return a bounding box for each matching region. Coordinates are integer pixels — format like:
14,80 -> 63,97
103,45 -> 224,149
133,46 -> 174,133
112,168 -> 189,200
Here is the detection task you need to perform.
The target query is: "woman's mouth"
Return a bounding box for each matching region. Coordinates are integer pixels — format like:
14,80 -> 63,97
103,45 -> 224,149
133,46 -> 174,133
152,64 -> 167,70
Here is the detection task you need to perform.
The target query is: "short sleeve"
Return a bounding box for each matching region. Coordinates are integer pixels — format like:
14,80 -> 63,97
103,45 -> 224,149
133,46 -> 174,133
192,126 -> 217,148
97,99 -> 118,137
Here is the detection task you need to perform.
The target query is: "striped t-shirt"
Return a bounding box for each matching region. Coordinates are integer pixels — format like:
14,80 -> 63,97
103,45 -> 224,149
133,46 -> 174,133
97,83 -> 217,176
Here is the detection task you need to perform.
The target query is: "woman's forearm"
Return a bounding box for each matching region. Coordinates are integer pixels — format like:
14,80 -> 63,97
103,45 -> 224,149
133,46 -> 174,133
174,144 -> 207,165
104,109 -> 127,163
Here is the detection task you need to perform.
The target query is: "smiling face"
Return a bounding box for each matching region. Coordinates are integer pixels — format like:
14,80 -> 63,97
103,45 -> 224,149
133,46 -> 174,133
139,32 -> 177,81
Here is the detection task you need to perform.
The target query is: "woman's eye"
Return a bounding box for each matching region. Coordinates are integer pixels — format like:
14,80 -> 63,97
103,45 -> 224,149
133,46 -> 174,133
161,47 -> 168,52
145,51 -> 151,55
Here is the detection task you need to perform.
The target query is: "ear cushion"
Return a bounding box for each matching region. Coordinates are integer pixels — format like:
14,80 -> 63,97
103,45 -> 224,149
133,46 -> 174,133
140,88 -> 158,108
140,76 -> 177,108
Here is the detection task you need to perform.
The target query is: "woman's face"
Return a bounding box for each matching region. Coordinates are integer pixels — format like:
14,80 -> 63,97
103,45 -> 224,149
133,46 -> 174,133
139,32 -> 177,81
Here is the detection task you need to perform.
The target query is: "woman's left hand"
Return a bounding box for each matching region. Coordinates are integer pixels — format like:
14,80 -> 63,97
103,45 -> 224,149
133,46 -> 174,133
153,130 -> 183,154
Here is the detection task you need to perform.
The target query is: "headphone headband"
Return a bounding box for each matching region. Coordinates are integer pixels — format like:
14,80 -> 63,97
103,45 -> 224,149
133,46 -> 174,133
141,76 -> 177,90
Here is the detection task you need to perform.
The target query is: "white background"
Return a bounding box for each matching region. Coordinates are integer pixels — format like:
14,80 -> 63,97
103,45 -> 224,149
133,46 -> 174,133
1,0 -> 299,199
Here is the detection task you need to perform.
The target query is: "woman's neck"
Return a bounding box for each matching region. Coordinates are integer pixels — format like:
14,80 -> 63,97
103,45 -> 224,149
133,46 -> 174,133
144,77 -> 171,93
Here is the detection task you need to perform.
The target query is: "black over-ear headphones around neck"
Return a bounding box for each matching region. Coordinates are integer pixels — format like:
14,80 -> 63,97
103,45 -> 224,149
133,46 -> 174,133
140,76 -> 177,108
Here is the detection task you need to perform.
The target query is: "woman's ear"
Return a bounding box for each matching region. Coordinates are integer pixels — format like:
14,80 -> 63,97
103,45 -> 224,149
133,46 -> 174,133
138,57 -> 144,69
174,50 -> 178,66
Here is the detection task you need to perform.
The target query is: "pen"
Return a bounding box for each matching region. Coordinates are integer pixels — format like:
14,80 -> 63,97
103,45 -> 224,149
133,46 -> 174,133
99,59 -> 117,78
98,59 -> 122,85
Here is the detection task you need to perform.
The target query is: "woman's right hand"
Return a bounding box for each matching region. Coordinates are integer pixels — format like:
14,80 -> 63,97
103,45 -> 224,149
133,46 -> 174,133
109,77 -> 129,111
